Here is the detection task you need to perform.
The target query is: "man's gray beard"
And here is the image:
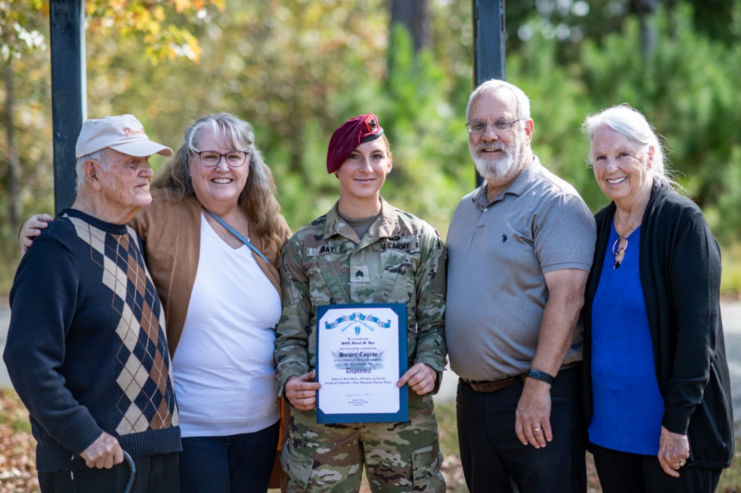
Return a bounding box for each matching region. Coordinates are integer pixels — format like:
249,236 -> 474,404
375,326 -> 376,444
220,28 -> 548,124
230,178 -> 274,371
473,153 -> 512,179
470,138 -> 523,179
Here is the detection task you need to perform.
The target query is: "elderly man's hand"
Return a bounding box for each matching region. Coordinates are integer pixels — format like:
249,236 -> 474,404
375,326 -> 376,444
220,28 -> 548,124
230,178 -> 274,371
515,378 -> 552,449
80,432 -> 124,469
397,363 -> 437,395
658,426 -> 690,477
19,214 -> 53,256
286,370 -> 321,411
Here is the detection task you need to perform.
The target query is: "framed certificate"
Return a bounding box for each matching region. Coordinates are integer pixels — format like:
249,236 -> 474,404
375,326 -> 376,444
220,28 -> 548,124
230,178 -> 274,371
315,303 -> 409,424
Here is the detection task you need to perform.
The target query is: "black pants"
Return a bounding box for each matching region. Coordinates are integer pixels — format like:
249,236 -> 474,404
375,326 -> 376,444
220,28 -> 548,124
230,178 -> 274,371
38,452 -> 179,493
591,443 -> 722,493
456,366 -> 586,493
179,421 -> 280,493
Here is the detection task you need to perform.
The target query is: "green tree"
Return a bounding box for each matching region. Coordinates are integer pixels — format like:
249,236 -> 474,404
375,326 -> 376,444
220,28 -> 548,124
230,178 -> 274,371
0,0 -> 217,277
3,0 -> 741,295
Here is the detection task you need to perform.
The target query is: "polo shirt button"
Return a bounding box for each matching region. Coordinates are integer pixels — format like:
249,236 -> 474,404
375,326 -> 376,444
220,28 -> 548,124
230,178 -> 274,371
483,208 -> 488,212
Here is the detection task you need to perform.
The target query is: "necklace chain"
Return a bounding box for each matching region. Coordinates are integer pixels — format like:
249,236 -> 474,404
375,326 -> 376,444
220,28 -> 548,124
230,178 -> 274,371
615,208 -> 643,239
612,200 -> 648,269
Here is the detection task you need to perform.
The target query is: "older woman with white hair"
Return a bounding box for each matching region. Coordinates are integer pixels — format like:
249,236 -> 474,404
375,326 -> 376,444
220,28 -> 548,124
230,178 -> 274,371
581,104 -> 733,492
20,113 -> 291,493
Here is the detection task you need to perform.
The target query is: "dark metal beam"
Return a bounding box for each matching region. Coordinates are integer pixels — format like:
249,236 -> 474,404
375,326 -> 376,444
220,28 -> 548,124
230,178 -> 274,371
472,0 -> 506,188
50,0 -> 86,213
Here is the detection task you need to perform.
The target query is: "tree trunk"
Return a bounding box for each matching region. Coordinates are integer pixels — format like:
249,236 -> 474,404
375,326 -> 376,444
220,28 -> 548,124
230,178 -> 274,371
390,0 -> 430,53
287,119 -> 304,177
638,11 -> 656,60
634,0 -> 658,60
665,0 -> 678,38
5,58 -> 21,232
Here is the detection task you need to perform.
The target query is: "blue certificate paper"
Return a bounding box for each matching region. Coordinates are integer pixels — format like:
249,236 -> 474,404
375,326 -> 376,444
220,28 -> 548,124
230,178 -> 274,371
316,303 -> 409,424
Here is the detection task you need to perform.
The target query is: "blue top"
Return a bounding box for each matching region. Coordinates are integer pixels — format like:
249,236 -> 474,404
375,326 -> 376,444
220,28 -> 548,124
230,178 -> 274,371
588,224 -> 665,455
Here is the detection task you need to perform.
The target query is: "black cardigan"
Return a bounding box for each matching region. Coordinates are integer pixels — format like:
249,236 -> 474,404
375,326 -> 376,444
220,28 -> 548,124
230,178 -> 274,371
583,183 -> 734,469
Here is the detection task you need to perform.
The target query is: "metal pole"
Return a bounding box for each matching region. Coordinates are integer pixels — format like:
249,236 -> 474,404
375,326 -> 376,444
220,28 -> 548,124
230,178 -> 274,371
50,0 -> 86,213
472,0 -> 506,188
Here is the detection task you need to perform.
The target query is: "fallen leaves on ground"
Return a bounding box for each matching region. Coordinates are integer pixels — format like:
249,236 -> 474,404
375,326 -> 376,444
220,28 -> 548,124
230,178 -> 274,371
2,387 -> 740,492
0,388 -> 39,493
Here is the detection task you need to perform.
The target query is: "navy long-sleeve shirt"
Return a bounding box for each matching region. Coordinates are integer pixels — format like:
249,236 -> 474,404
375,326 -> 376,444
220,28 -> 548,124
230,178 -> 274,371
4,209 -> 181,471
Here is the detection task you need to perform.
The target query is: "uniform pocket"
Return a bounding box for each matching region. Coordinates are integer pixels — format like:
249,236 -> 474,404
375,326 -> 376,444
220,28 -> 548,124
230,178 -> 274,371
372,250 -> 416,304
411,445 -> 444,491
280,441 -> 314,489
311,254 -> 351,304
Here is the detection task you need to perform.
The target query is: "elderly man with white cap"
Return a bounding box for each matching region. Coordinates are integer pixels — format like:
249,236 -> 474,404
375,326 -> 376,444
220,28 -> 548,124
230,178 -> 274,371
4,115 -> 182,493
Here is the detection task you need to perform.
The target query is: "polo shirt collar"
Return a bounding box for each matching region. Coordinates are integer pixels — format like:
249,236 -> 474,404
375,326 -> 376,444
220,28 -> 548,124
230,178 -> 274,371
324,197 -> 399,243
472,155 -> 542,208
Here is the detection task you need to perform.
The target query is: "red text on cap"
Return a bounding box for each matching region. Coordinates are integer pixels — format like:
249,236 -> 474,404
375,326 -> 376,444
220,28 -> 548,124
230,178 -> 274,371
124,128 -> 146,137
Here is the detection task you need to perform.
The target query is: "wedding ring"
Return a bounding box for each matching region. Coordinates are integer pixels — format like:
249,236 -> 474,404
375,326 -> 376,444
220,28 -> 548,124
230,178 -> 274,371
677,460 -> 686,467
533,427 -> 542,432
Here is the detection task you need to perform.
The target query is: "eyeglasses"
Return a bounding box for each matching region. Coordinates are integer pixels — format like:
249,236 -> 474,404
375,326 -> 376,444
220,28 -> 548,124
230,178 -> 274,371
196,151 -> 249,167
465,119 -> 524,134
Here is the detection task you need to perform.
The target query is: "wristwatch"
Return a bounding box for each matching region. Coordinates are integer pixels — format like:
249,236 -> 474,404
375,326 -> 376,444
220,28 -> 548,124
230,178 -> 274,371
527,369 -> 555,385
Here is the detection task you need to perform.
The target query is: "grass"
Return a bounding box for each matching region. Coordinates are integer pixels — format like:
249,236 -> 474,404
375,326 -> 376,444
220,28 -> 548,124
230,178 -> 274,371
1,389 -> 741,491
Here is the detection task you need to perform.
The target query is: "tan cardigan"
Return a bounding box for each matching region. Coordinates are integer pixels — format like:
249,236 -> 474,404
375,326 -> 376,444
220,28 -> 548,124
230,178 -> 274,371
129,189 -> 292,357
130,189 -> 291,490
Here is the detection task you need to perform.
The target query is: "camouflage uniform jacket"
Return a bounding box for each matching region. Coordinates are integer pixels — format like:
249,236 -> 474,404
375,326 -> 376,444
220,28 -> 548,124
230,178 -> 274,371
275,198 -> 447,397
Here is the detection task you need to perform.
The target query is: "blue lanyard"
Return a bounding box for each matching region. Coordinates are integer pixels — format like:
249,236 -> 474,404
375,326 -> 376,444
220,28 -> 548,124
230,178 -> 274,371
203,209 -> 270,264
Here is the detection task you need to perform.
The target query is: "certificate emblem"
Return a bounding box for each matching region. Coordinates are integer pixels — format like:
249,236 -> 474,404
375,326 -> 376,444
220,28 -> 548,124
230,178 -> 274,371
316,303 -> 409,424
324,311 -> 391,335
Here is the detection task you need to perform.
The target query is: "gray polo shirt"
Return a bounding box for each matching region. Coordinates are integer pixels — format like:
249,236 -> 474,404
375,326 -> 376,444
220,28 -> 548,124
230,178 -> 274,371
445,157 -> 596,382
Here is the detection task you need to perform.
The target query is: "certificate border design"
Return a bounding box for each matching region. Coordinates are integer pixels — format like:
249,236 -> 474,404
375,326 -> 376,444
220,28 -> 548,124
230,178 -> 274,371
315,303 -> 409,424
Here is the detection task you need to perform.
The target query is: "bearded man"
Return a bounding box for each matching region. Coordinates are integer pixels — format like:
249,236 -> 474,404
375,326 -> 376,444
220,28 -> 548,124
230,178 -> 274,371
445,80 -> 597,493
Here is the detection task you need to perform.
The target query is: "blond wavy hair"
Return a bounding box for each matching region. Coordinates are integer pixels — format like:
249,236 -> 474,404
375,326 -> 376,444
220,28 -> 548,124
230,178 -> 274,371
152,113 -> 284,244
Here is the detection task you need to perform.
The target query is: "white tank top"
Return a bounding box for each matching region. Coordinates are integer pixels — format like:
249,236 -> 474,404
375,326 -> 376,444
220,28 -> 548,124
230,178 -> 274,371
172,213 -> 281,437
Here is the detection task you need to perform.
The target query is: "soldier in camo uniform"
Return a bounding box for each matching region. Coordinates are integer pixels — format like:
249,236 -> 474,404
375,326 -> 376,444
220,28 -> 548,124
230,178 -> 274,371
274,113 -> 447,493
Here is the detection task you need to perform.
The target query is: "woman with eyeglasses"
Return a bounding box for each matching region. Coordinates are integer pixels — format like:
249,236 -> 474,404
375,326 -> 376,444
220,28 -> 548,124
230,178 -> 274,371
19,113 -> 290,493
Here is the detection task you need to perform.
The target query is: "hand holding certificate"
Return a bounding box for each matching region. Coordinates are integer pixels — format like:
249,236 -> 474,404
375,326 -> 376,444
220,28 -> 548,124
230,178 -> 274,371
284,370 -> 321,411
397,362 -> 437,396
316,303 -> 409,424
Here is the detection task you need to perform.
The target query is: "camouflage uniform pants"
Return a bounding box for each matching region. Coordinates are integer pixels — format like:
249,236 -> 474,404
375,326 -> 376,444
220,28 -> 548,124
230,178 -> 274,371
281,392 -> 446,493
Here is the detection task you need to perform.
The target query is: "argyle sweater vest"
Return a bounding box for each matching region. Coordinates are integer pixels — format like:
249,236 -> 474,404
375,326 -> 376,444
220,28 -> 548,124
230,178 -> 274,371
4,209 -> 181,471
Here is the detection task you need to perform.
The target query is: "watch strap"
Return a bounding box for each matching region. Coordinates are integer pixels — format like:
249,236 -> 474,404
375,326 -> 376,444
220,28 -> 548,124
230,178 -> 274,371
527,369 -> 555,385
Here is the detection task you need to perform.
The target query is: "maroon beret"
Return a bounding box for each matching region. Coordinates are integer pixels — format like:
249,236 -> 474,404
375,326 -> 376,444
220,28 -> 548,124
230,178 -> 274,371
326,113 -> 384,173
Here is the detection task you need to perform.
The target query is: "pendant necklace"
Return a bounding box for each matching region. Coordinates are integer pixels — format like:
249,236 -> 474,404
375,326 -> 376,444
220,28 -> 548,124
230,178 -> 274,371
612,202 -> 647,269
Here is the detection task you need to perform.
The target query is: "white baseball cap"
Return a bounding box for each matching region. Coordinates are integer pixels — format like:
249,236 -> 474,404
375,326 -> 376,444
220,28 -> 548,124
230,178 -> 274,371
75,114 -> 173,159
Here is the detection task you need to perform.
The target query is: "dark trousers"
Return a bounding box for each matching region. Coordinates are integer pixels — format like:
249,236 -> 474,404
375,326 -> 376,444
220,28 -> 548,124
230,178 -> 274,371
457,366 -> 587,493
591,442 -> 722,493
38,452 -> 179,493
179,420 -> 280,493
